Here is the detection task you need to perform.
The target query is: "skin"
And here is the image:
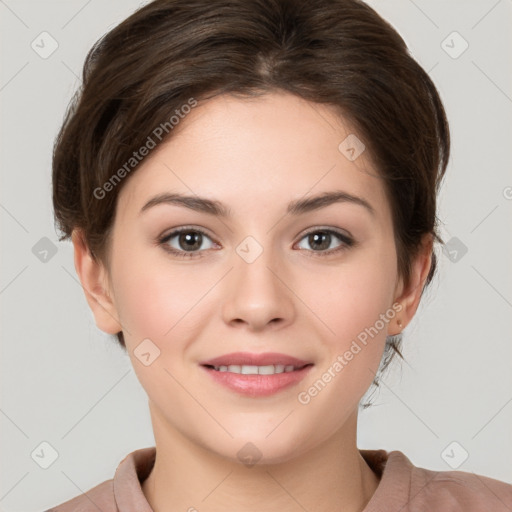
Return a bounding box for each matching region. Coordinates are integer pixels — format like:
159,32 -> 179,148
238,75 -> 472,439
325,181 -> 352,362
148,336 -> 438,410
72,91 -> 432,512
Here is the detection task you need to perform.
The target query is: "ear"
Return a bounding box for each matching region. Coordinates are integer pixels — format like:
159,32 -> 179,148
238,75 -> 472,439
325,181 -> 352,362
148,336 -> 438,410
71,229 -> 122,335
390,233 -> 434,335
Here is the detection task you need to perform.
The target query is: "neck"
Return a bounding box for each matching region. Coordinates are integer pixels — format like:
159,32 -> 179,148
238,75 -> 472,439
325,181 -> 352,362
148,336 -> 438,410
141,405 -> 380,512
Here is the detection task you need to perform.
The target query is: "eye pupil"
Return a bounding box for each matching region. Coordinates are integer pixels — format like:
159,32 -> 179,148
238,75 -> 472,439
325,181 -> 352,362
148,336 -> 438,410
309,232 -> 331,251
179,232 -> 202,250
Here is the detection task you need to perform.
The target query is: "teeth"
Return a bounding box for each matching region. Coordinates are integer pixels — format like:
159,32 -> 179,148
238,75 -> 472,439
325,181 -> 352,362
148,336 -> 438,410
213,364 -> 300,375
241,365 -> 258,375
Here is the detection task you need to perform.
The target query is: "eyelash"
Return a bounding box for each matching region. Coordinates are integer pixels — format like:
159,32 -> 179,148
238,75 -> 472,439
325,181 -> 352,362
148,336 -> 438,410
158,226 -> 355,259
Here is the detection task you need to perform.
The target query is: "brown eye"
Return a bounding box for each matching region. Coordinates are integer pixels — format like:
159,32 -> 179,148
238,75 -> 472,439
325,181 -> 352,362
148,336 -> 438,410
159,227 -> 216,258
307,231 -> 332,251
296,229 -> 354,256
177,231 -> 203,251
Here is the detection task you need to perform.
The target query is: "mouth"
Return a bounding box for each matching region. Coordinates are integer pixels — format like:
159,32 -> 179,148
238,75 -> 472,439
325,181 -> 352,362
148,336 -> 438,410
199,352 -> 314,397
199,351 -> 313,368
202,363 -> 313,375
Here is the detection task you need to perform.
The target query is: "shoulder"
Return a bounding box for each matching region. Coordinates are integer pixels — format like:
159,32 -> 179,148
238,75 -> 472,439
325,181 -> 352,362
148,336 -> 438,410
391,450 -> 512,511
41,479 -> 116,511
412,465 -> 512,510
40,447 -> 156,511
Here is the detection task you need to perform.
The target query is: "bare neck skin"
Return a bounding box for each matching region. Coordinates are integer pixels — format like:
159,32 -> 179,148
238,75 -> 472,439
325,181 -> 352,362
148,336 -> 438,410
141,405 -> 380,512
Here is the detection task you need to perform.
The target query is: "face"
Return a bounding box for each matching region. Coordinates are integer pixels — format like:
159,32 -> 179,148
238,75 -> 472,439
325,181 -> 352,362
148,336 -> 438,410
87,92 -> 410,463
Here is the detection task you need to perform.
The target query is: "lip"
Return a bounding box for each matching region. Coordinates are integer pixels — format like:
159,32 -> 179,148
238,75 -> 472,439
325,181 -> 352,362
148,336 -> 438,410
200,365 -> 313,397
199,351 -> 312,367
199,352 -> 314,397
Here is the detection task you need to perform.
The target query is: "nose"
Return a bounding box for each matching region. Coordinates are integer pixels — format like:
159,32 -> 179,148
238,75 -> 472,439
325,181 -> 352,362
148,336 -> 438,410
221,247 -> 295,332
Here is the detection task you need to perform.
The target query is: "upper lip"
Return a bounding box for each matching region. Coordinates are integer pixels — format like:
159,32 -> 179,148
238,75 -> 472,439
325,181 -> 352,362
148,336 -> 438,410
200,352 -> 313,368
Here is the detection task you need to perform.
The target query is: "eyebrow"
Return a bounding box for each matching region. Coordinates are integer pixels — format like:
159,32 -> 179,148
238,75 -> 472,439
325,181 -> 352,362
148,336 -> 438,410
139,190 -> 375,218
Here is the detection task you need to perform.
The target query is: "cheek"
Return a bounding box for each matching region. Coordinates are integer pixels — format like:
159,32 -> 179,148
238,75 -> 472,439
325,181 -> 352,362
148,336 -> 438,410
114,266 -> 194,342
111,245 -> 222,353
111,260 -> 209,393
310,249 -> 397,341
299,243 -> 398,398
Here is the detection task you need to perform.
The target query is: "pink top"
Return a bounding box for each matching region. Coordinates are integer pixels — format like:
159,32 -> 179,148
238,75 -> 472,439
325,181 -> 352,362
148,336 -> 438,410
44,446 -> 512,511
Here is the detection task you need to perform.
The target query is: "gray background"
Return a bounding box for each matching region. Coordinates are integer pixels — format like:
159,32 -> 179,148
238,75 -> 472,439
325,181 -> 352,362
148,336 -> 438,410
1,0 -> 511,510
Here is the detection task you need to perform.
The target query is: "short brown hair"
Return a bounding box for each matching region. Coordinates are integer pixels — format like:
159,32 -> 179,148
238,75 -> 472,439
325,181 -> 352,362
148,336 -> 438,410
52,0 -> 450,398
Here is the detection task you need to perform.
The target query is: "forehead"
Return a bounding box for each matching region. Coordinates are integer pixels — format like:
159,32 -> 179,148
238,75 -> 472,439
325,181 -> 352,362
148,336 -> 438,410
116,92 -> 390,224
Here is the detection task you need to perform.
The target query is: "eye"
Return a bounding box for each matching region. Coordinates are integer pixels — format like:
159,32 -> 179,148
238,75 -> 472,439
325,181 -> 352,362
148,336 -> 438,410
158,226 -> 355,259
295,228 -> 354,256
159,227 -> 217,258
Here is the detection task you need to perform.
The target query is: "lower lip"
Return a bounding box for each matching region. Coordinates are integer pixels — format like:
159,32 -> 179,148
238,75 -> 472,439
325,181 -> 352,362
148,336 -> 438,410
200,365 -> 313,397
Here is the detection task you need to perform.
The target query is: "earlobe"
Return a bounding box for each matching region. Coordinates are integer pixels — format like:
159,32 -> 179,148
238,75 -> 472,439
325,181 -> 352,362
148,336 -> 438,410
71,229 -> 123,335
391,233 -> 434,335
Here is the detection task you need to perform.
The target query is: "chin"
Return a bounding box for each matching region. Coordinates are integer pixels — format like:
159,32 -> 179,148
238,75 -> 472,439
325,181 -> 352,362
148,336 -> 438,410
205,426 -> 315,467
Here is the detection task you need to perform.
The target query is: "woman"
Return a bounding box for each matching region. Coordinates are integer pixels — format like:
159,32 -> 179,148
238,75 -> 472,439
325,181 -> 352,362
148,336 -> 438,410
47,0 -> 512,510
